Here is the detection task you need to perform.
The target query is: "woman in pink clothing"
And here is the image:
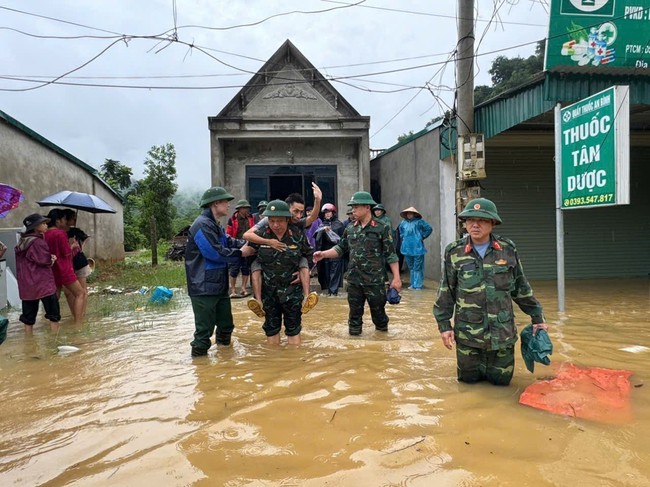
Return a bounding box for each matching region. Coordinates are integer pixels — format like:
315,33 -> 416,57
44,209 -> 85,323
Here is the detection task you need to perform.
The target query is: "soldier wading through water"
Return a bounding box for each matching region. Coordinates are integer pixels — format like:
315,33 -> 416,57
249,200 -> 313,345
433,198 -> 548,385
314,191 -> 401,336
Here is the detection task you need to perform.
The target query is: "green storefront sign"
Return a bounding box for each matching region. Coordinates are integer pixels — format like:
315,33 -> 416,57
546,0 -> 650,72
560,85 -> 629,209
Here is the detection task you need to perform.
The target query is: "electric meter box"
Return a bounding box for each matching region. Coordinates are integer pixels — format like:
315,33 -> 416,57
458,133 -> 486,180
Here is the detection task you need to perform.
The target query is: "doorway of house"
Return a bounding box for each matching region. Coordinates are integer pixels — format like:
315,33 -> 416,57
269,175 -> 302,200
246,165 -> 337,210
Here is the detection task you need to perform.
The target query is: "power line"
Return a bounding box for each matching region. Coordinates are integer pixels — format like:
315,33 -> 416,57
0,5 -> 123,35
157,0 -> 368,36
320,0 -> 547,27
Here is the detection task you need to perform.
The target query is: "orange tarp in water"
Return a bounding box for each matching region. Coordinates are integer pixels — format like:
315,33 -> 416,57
519,362 -> 633,423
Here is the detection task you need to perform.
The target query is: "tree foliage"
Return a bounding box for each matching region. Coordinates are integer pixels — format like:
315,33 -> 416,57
474,40 -> 545,105
99,158 -> 132,192
99,158 -> 144,251
138,143 -> 178,242
395,41 -> 546,143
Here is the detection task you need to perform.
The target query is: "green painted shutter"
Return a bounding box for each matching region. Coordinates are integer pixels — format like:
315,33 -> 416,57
481,146 -> 649,279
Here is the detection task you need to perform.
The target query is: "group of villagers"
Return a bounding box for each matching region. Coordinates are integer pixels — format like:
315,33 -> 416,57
12,209 -> 91,333
186,185 -> 548,386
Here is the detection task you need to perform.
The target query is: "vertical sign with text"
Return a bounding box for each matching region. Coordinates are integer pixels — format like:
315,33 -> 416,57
560,85 -> 630,209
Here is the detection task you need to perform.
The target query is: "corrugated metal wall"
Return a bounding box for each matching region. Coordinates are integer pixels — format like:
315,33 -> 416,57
480,146 -> 650,279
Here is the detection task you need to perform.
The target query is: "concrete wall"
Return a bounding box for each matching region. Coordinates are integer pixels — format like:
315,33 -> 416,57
222,138 -> 360,212
370,128 -> 444,281
0,120 -> 124,261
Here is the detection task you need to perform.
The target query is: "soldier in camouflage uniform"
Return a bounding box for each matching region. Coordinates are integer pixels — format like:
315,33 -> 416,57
249,200 -> 313,345
314,192 -> 401,336
433,198 -> 548,385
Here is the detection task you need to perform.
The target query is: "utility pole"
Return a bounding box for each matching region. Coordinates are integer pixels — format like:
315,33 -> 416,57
456,0 -> 476,235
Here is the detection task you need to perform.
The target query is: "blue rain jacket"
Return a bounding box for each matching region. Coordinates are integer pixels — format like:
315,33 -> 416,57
185,208 -> 245,296
398,218 -> 433,256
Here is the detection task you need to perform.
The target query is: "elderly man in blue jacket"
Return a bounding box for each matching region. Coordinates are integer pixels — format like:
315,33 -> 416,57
185,186 -> 255,357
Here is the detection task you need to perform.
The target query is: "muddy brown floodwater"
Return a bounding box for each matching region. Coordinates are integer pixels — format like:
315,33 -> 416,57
1,278 -> 649,486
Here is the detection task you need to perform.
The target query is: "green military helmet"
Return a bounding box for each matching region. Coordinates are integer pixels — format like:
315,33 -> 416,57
373,204 -> 386,212
459,198 -> 502,224
200,186 -> 235,208
235,199 -> 251,209
262,199 -> 292,218
346,207 -> 353,215
347,191 -> 377,206
257,200 -> 268,209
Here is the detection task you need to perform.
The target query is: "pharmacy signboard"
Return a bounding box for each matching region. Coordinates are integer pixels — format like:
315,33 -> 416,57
546,0 -> 650,72
559,85 -> 629,209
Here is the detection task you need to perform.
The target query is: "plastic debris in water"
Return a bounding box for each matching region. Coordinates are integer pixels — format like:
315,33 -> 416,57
619,345 -> 650,354
150,286 -> 173,304
57,345 -> 80,354
519,362 -> 633,423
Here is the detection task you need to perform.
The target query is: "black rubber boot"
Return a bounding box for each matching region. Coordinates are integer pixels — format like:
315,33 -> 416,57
191,347 -> 208,357
215,333 -> 232,346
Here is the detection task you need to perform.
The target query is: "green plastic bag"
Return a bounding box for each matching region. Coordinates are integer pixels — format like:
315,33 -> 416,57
520,324 -> 553,373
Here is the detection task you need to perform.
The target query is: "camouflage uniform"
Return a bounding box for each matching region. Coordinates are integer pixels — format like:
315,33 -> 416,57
251,226 -> 312,337
433,234 -> 544,385
333,218 -> 398,335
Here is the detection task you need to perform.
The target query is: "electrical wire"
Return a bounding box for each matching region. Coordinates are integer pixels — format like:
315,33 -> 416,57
319,0 -> 547,27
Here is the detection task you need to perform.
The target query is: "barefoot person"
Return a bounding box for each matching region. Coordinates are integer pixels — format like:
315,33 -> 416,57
44,209 -> 85,323
243,184 -> 322,318
226,199 -> 254,298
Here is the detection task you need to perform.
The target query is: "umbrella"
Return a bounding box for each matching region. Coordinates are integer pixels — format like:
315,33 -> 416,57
0,183 -> 23,218
37,191 -> 116,214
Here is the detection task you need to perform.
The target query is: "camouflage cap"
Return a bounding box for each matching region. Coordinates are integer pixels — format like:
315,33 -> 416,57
459,198 -> 502,224
200,187 -> 235,208
262,199 -> 292,218
347,191 -> 376,206
235,199 -> 251,209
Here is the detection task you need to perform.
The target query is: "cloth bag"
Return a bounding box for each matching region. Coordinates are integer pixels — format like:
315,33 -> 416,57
520,324 -> 553,373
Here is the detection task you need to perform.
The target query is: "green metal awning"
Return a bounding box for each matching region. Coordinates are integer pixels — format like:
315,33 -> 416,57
440,72 -> 650,160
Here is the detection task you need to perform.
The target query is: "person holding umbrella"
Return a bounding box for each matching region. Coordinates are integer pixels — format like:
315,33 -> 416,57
62,209 -> 92,320
44,209 -> 85,323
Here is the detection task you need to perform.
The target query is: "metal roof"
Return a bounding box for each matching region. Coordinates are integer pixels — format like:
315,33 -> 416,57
0,108 -> 122,200
440,72 -> 650,160
370,118 -> 444,161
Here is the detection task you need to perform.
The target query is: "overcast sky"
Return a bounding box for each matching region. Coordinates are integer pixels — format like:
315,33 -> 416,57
0,0 -> 550,189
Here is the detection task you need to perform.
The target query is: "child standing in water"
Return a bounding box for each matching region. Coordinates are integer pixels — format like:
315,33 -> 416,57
15,213 -> 61,333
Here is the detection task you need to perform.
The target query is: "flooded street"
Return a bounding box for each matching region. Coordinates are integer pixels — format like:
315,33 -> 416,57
1,278 -> 649,486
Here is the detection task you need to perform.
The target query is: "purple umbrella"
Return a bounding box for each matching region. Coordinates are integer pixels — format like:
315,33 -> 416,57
0,183 -> 23,218
37,191 -> 117,214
